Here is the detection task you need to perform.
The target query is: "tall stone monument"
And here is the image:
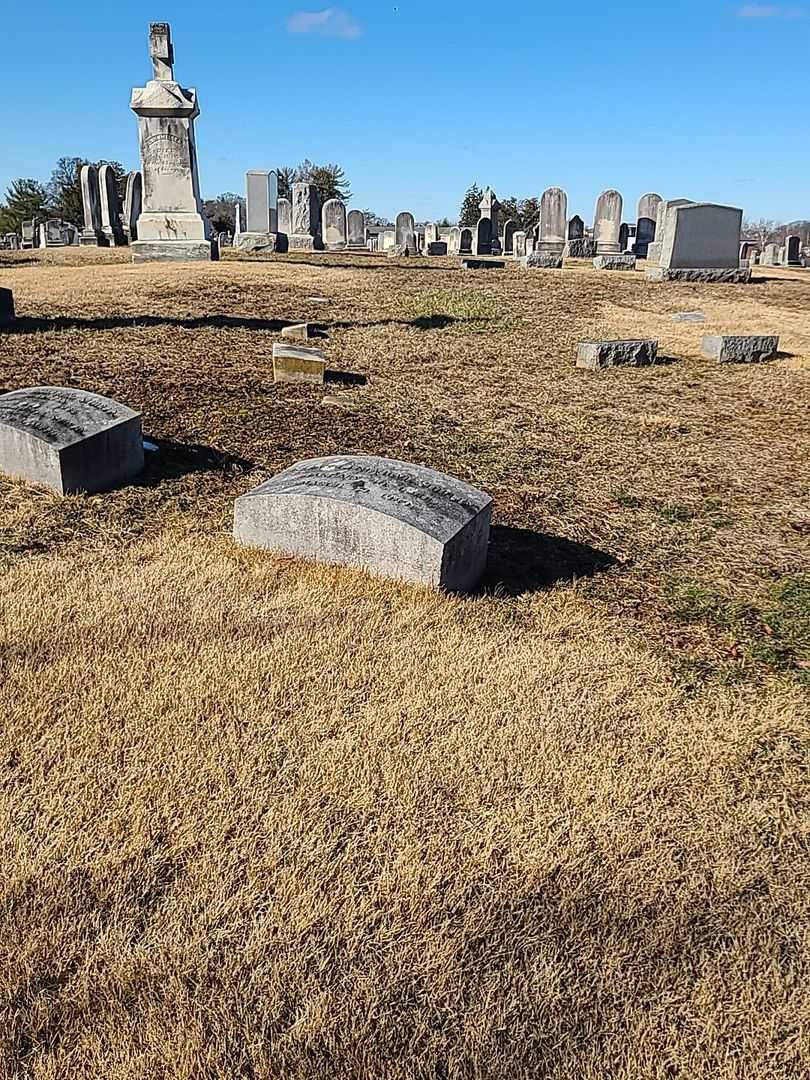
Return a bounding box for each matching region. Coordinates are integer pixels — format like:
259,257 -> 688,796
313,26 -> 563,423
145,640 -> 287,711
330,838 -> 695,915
79,165 -> 104,246
289,183 -> 322,250
129,23 -> 217,262
99,164 -> 125,247
476,188 -> 500,255
538,187 -> 567,254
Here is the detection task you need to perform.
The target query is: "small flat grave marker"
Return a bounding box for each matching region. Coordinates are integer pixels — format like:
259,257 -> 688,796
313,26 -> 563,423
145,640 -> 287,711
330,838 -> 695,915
233,455 -> 492,591
0,386 -> 143,493
272,343 -> 326,384
576,340 -> 660,370
701,335 -> 778,363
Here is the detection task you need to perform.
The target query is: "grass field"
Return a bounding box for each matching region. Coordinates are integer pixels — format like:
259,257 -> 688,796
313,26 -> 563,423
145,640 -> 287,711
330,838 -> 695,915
1,248 -> 808,1078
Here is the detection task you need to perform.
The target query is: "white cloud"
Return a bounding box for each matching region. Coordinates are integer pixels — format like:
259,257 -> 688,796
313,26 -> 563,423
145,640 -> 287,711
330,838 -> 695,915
736,4 -> 804,16
287,8 -> 362,38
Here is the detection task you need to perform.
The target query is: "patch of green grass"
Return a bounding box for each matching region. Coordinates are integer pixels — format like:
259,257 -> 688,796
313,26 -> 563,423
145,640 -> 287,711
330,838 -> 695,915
665,574 -> 810,681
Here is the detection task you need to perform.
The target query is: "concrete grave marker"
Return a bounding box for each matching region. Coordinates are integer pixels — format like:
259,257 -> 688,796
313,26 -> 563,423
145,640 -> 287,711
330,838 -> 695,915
0,387 -> 144,493
129,22 -> 217,261
233,455 -> 492,591
272,343 -> 326,384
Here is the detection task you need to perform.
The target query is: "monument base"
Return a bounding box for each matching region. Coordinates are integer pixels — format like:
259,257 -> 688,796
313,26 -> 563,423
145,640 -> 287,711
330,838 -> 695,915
522,252 -> 563,269
233,232 -> 277,254
79,230 -> 105,247
645,267 -> 752,284
131,239 -> 219,263
594,254 -> 637,271
0,288 -> 15,326
289,234 -> 322,251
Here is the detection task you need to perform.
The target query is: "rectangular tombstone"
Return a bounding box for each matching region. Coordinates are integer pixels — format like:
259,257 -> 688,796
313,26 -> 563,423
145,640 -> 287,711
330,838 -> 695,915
659,203 -> 742,269
246,170 -> 272,233
0,387 -> 144,494
593,253 -> 637,271
290,183 -> 322,250
233,455 -> 493,592
272,343 -> 326,384
576,340 -> 659,369
701,335 -> 778,363
428,242 -> 448,255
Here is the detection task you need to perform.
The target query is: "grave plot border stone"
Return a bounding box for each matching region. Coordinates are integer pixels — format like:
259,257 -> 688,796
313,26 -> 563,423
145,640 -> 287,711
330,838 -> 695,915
593,254 -> 637,271
232,454 -> 493,591
521,252 -> 563,269
0,386 -> 144,494
646,267 -> 752,283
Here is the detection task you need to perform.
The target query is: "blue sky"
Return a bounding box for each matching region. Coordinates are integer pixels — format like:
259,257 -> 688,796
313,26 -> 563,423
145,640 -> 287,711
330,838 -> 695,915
1,1 -> 807,223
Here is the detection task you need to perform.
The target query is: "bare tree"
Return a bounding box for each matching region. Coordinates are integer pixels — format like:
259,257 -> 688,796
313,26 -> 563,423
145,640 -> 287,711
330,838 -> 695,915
742,218 -> 777,249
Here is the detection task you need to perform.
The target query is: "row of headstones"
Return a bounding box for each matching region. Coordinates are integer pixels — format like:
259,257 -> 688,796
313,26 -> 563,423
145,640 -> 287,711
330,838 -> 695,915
79,165 -> 142,247
13,220 -> 80,249
238,171 -> 369,252
0,386 -> 491,592
751,237 -> 804,267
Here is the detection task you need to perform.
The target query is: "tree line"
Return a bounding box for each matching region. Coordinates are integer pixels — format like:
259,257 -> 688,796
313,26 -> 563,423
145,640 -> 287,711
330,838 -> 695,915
0,158 -> 127,235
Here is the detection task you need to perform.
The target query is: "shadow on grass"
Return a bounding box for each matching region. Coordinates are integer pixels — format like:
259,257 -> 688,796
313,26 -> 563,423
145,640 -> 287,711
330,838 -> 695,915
480,525 -> 619,596
324,370 -> 367,386
330,314 -> 489,332
4,314 -> 301,335
135,438 -> 255,487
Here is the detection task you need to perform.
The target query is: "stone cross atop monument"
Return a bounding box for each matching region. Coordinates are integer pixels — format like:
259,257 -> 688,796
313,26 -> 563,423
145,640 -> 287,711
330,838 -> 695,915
149,22 -> 174,80
129,21 -> 216,262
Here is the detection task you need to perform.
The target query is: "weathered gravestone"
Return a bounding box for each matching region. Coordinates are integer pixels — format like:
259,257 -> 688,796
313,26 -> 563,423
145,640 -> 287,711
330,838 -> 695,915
646,198 -> 692,265
428,242 -> 448,255
99,164 -> 125,247
0,290 -> 15,327
635,192 -> 662,257
475,218 -> 492,256
322,199 -> 347,250
594,253 -> 637,271
522,251 -> 563,269
123,171 -> 142,242
646,203 -> 748,282
513,230 -> 527,259
277,197 -> 292,237
594,189 -> 623,254
701,335 -> 778,363
502,220 -> 516,254
459,228 -> 473,254
79,165 -> 105,246
576,340 -> 659,369
568,215 -> 584,240
21,221 -> 36,249
289,183 -> 322,250
129,23 -> 217,261
233,455 -> 493,591
0,387 -> 144,494
347,209 -> 365,248
538,187 -> 567,254
423,223 -> 438,251
272,343 -> 326,384
760,243 -> 778,266
448,226 -> 462,254
395,211 -> 417,253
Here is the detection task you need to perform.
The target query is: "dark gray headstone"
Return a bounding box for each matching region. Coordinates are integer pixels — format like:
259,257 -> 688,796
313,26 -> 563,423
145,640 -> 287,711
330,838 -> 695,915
233,455 -> 492,591
0,387 -> 144,494
567,215 -> 584,240
0,288 -> 15,326
459,228 -> 473,254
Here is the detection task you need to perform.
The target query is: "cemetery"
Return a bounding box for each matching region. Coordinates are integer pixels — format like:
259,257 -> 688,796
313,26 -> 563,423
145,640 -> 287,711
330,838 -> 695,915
0,18 -> 808,1080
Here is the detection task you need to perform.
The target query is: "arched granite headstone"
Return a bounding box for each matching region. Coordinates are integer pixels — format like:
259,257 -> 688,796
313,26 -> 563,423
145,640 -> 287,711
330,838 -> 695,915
347,209 -> 365,248
785,235 -> 801,265
448,226 -> 462,254
503,220 -> 516,254
99,164 -> 125,247
0,387 -> 144,494
539,188 -> 567,253
322,199 -> 347,250
475,218 -> 492,256
123,171 -> 143,242
459,228 -> 473,254
594,189 -> 623,254
233,455 -> 493,592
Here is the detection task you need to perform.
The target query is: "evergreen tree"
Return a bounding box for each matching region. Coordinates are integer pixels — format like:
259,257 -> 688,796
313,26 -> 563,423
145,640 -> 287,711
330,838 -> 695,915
277,161 -> 352,205
47,157 -> 127,227
459,183 -> 482,227
0,178 -> 50,234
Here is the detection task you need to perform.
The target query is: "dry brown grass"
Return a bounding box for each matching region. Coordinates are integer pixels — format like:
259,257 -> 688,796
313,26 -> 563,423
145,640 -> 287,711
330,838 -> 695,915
0,251 -> 808,1078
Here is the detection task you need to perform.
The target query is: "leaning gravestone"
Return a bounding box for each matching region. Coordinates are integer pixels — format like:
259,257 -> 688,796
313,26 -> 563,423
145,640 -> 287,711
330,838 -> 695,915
233,455 -> 492,592
99,164 -> 125,247
594,189 -> 623,254
538,187 -> 567,254
79,165 -> 105,246
347,209 -> 365,248
635,192 -> 662,257
321,199 -> 347,250
129,23 -> 217,261
0,387 -> 144,494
